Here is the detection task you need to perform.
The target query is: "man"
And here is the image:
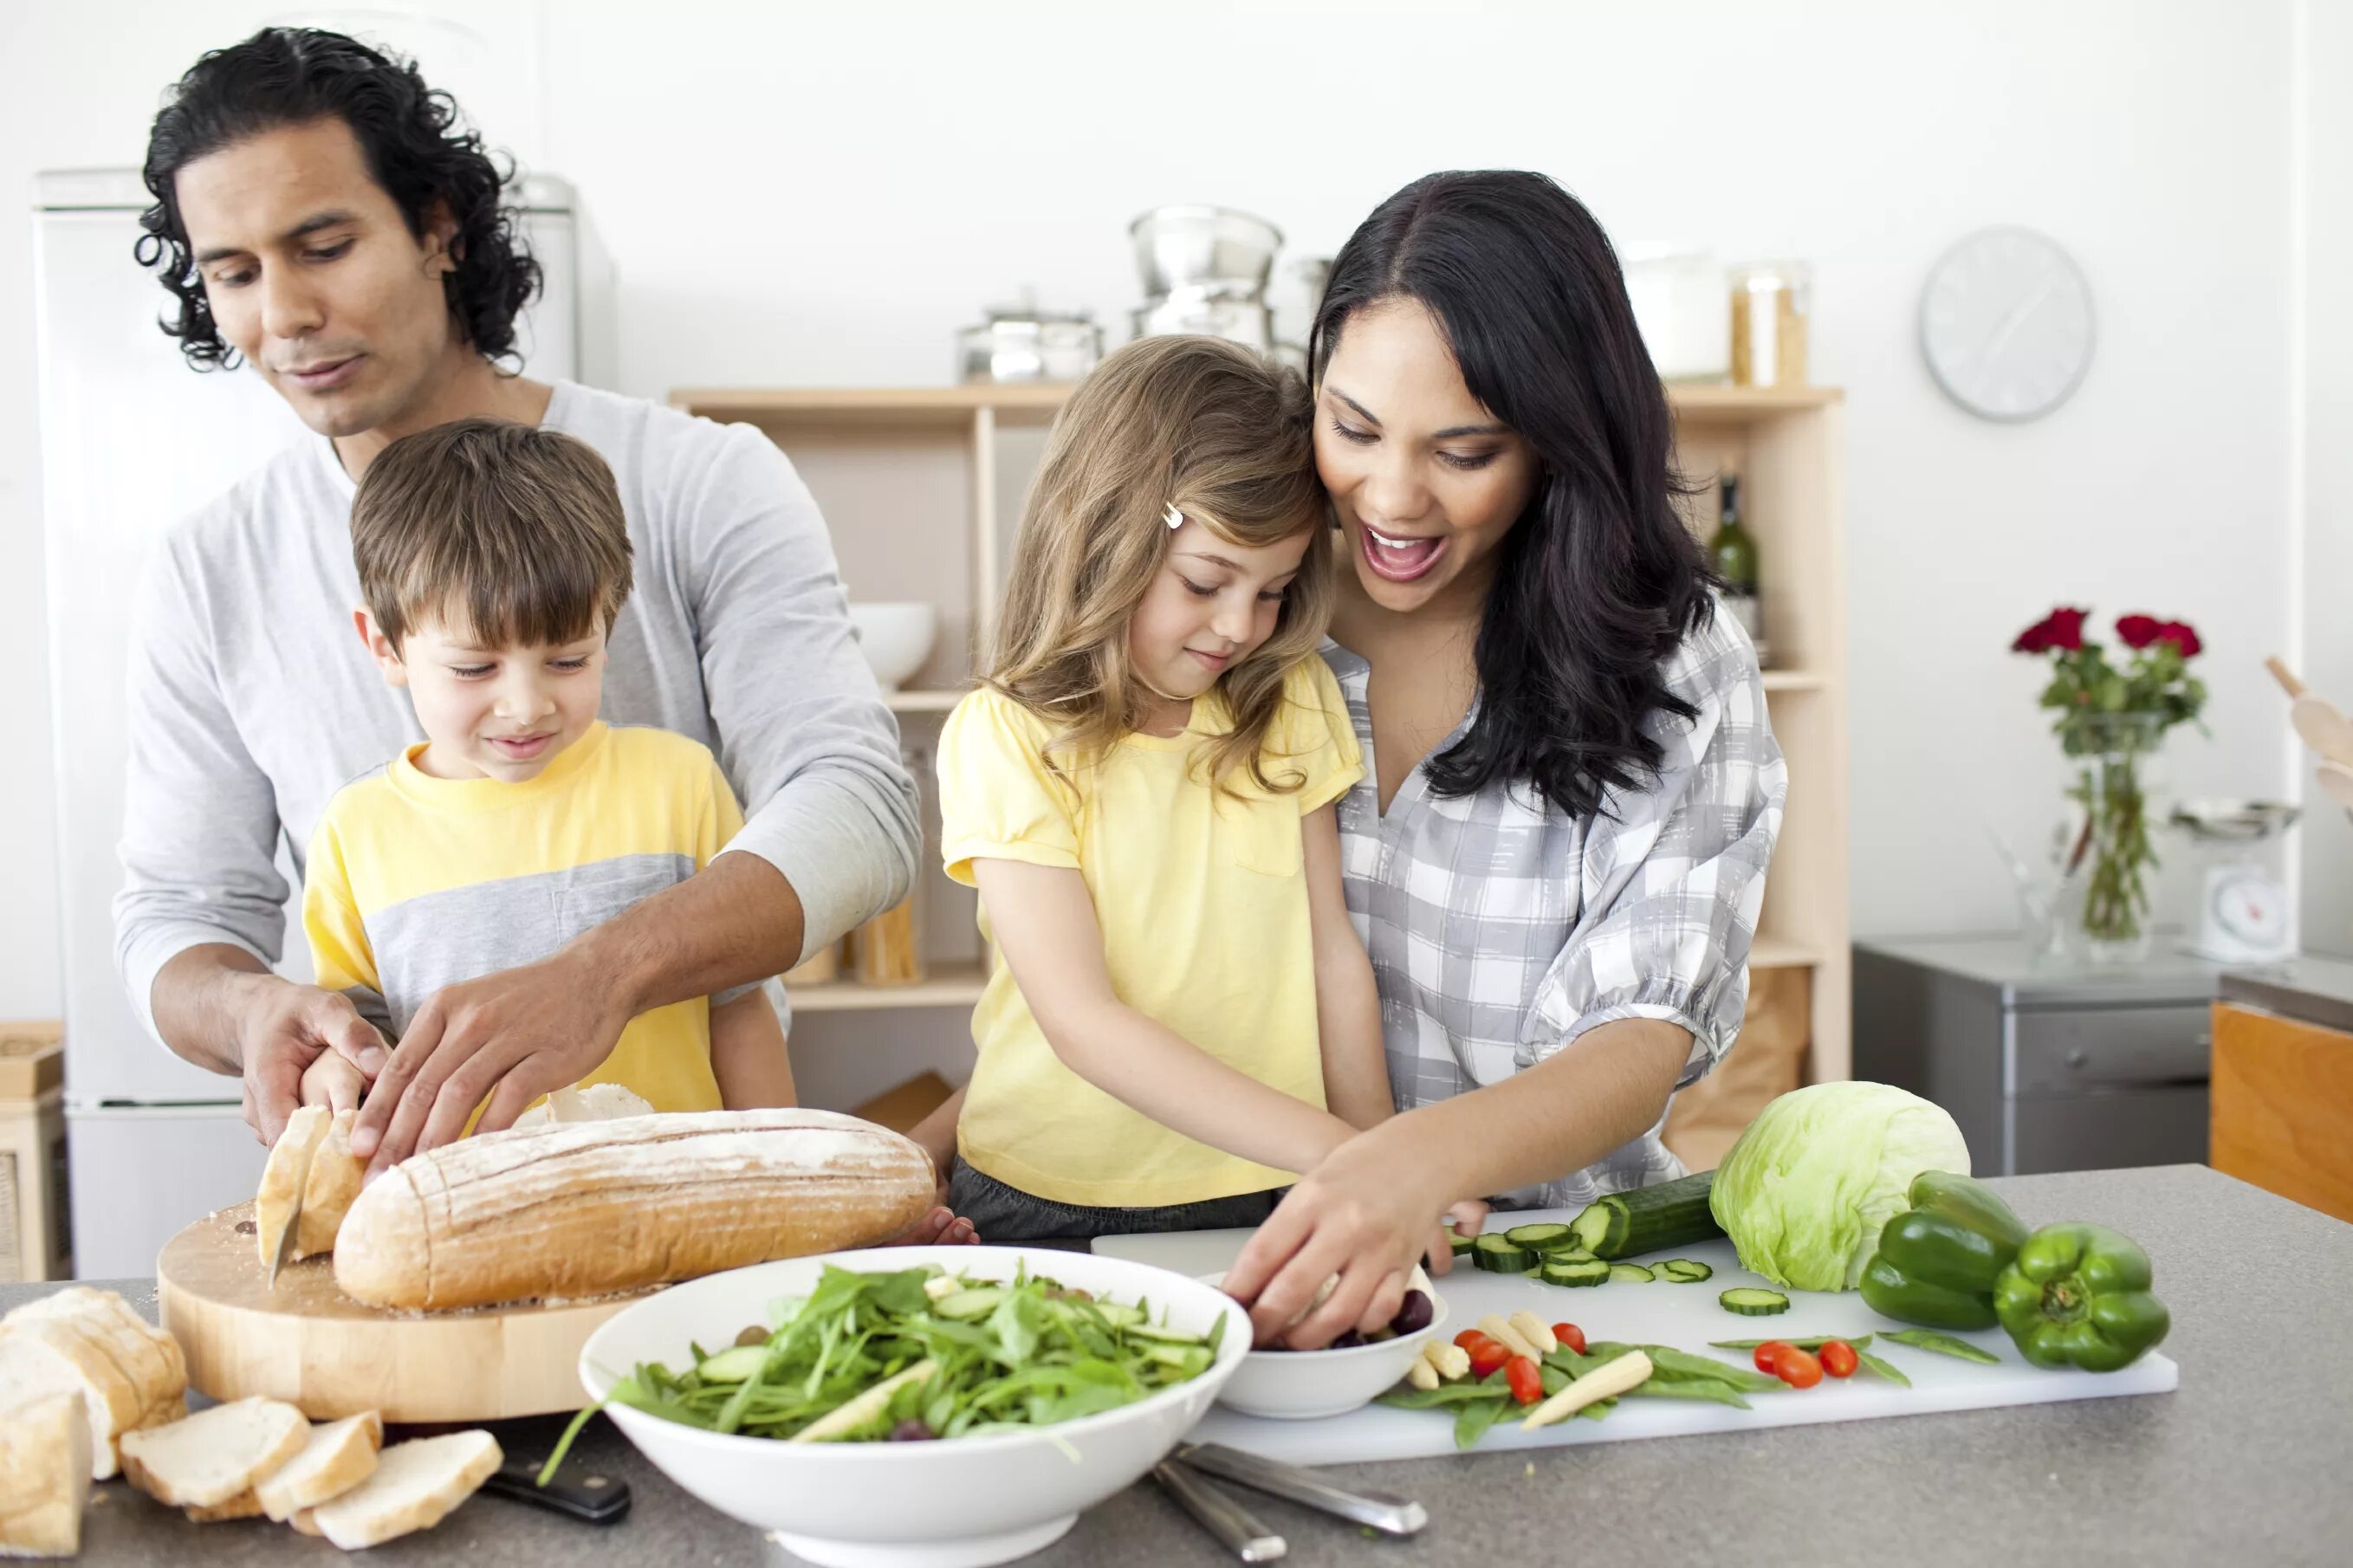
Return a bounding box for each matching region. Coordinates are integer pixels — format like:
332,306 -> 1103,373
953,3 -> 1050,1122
118,27 -> 925,1180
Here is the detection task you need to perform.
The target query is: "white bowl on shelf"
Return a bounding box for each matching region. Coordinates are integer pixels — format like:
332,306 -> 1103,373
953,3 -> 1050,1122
1196,1266 -> 1446,1420
580,1245 -> 1248,1568
848,602 -> 937,692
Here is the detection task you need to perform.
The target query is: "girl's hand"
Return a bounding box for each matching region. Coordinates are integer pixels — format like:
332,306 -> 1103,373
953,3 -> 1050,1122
1222,1120 -> 1468,1349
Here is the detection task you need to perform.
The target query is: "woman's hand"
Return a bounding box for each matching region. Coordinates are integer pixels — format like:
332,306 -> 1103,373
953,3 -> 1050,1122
1222,1117 -> 1473,1349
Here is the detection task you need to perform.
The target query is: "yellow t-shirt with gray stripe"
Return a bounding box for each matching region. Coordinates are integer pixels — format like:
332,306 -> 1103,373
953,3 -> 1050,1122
301,721 -> 744,1113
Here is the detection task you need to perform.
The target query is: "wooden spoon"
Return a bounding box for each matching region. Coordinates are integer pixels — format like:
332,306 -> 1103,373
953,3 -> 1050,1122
2268,657 -> 2353,766
2317,760 -> 2353,813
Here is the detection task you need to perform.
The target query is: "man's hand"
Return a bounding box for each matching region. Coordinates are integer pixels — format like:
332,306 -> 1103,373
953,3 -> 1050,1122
350,949 -> 628,1172
227,975 -> 388,1145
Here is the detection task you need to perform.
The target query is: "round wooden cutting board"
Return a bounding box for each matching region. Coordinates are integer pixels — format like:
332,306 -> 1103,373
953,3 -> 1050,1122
158,1202 -> 651,1422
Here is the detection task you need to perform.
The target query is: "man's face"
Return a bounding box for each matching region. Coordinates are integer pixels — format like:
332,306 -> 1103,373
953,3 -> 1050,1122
173,116 -> 459,439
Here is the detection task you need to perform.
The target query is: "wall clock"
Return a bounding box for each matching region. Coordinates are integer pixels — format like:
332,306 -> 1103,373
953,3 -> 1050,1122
1920,226 -> 2095,422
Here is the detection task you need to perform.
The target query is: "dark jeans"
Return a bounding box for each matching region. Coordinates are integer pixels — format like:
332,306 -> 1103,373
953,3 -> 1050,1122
948,1163 -> 1283,1243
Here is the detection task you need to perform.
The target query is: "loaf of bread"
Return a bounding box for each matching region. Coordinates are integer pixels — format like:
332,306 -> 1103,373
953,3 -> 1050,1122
333,1109 -> 934,1311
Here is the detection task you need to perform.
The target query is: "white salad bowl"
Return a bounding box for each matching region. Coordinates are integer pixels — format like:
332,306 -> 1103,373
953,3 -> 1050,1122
1198,1266 -> 1448,1420
579,1245 -> 1248,1568
846,601 -> 937,691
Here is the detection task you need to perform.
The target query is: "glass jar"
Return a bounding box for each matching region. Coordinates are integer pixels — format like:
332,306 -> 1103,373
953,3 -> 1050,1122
1729,261 -> 1812,388
2052,713 -> 2168,965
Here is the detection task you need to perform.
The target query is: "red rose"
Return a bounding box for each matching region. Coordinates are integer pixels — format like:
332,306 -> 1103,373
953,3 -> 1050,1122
2116,613 -> 2163,649
2013,606 -> 2090,654
2155,620 -> 2202,658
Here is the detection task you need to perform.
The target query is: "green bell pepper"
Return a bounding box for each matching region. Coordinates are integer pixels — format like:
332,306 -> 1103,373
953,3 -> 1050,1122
1993,1223 -> 2169,1372
1858,1170 -> 2030,1331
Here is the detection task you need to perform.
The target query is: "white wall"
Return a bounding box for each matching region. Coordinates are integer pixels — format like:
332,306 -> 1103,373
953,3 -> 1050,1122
0,0 -> 2313,1021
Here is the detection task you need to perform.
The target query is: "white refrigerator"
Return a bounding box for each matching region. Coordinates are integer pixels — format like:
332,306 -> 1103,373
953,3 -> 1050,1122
33,168 -> 606,1279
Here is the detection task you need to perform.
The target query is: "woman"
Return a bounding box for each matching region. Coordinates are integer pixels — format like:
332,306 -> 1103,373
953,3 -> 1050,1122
1222,171 -> 1786,1346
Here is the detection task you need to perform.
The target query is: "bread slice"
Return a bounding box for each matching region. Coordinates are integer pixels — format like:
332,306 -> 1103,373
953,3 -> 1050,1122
255,1410 -> 383,1521
183,1488 -> 265,1523
509,1081 -> 655,1130
294,1109 -> 363,1259
4,1288 -> 185,1421
118,1396 -> 308,1509
256,1105 -> 332,1270
288,1507 -> 322,1537
0,1395 -> 88,1557
307,1430 -> 502,1551
0,1322 -> 138,1481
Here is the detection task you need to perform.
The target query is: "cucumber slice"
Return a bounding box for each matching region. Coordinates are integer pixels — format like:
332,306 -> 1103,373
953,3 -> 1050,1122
1471,1234 -> 1533,1273
1539,1256 -> 1611,1288
1719,1287 -> 1792,1317
1502,1222 -> 1574,1251
1564,1171 -> 1724,1260
1606,1263 -> 1655,1285
932,1287 -> 1005,1321
1658,1260 -> 1715,1283
694,1344 -> 771,1383
1449,1232 -> 1477,1259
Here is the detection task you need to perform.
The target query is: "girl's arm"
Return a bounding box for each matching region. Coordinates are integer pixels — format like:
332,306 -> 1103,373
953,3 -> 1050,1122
1303,804 -> 1391,1131
971,857 -> 1360,1176
710,987 -> 797,1110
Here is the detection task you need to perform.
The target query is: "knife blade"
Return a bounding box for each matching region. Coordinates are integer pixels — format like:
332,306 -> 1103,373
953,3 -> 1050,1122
1176,1442 -> 1427,1537
266,1185 -> 303,1288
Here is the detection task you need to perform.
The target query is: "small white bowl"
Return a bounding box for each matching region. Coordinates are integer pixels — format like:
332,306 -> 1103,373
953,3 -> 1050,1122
1199,1267 -> 1447,1421
581,1246 -> 1248,1568
847,601 -> 937,690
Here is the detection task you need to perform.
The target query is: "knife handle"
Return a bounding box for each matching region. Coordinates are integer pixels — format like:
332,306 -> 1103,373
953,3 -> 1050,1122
481,1456 -> 632,1525
1178,1442 -> 1427,1537
1153,1459 -> 1286,1563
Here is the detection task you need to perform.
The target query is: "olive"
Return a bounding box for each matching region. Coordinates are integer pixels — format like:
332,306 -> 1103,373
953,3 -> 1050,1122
888,1419 -> 936,1442
1390,1289 -> 1433,1335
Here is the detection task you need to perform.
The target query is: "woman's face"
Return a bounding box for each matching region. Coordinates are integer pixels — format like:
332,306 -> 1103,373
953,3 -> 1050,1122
1314,298 -> 1541,617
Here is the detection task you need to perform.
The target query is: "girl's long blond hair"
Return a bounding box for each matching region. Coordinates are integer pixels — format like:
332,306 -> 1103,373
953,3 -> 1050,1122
987,335 -> 1332,795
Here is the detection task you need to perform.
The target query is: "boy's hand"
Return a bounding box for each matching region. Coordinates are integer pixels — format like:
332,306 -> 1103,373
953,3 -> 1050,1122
300,1049 -> 370,1114
227,974 -> 389,1145
351,948 -> 627,1173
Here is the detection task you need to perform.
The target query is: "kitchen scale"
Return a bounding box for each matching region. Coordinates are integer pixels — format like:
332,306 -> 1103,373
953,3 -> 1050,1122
2169,799 -> 2299,963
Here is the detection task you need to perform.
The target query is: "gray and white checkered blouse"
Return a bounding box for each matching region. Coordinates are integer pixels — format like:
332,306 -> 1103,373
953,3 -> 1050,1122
1325,606 -> 1786,1211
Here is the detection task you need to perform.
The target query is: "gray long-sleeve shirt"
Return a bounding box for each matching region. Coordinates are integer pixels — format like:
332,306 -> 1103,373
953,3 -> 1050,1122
113,379 -> 921,1043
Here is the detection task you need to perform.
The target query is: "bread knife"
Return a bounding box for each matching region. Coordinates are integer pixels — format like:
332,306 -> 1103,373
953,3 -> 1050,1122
267,1185 -> 302,1287
481,1455 -> 632,1525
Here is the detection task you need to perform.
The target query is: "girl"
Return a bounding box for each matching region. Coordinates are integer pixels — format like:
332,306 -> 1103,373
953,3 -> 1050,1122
930,335 -> 1394,1242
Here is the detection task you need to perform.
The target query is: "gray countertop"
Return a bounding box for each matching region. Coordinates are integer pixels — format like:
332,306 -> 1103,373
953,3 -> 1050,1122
18,1165 -> 2352,1568
2221,953 -> 2353,1034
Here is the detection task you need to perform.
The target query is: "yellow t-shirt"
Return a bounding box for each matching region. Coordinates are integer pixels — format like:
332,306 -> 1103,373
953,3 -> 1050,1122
301,722 -> 744,1117
938,658 -> 1365,1206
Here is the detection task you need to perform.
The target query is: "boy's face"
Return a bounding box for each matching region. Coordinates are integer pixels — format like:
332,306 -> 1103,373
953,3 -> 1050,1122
359,609 -> 607,783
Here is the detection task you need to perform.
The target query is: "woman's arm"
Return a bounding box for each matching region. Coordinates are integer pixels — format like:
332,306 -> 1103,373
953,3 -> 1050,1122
1303,806 -> 1390,1131
972,858 -> 1361,1176
710,987 -> 797,1110
1224,1015 -> 1690,1345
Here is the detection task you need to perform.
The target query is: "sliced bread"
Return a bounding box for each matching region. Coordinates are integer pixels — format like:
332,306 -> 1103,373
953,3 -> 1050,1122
307,1429 -> 502,1551
0,1321 -> 139,1481
119,1396 -> 309,1509
256,1105 -> 332,1270
294,1109 -> 364,1259
0,1394 -> 89,1557
4,1288 -> 185,1421
183,1488 -> 266,1523
255,1410 -> 384,1522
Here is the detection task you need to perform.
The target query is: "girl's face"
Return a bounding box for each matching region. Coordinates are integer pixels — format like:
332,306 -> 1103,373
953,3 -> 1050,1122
1126,516 -> 1311,716
1314,297 -> 1542,616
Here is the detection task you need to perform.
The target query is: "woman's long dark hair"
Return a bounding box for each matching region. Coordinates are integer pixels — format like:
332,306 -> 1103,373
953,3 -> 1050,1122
1311,170 -> 1714,820
136,27 -> 540,371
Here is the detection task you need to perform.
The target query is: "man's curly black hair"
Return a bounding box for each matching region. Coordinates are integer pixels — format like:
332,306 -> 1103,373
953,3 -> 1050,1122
135,27 -> 541,372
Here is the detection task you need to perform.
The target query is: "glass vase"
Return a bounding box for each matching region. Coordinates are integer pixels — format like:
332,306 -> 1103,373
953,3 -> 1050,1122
2054,713 -> 2167,965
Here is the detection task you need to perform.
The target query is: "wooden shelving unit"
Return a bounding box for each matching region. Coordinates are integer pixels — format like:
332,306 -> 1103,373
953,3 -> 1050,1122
676,381 -> 1851,1098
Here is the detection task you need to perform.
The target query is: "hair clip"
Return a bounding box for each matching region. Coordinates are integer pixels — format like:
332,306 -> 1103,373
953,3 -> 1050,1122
1163,502 -> 1184,531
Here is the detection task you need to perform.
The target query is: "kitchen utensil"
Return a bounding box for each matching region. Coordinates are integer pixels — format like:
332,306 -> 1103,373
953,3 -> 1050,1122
1195,1267 -> 1446,1420
846,601 -> 937,691
267,1180 -> 302,1289
157,1202 -> 644,1423
1131,295 -> 1274,353
481,1455 -> 632,1525
2169,799 -> 2299,963
580,1245 -> 1251,1568
1176,1443 -> 1427,1537
1623,245 -> 1731,381
2265,656 -> 2353,765
1095,1225 -> 2175,1467
2318,760 -> 2353,812
1153,1458 -> 1286,1563
1730,259 -> 1811,387
957,307 -> 1102,385
1131,206 -> 1282,301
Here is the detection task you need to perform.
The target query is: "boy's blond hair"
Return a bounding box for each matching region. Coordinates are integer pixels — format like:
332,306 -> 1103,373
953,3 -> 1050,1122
988,335 -> 1330,794
350,417 -> 633,649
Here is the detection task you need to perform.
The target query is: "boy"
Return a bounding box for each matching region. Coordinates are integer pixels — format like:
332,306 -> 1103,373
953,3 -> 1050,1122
299,418 -> 794,1118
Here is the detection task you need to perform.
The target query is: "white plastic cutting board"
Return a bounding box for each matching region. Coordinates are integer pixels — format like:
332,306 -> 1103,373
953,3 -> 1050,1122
1095,1210 -> 2177,1465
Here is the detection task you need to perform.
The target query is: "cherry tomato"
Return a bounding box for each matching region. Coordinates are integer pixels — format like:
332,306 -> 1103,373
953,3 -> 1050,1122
1818,1339 -> 1858,1378
1504,1356 -> 1545,1406
1550,1323 -> 1587,1355
1768,1344 -> 1825,1389
1454,1329 -> 1491,1353
1753,1341 -> 1796,1376
1456,1332 -> 1511,1379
